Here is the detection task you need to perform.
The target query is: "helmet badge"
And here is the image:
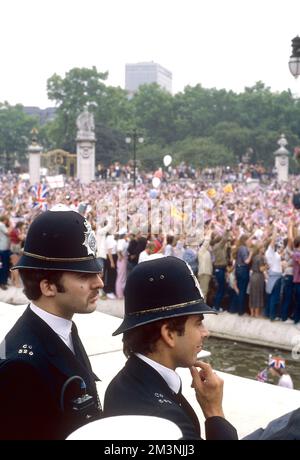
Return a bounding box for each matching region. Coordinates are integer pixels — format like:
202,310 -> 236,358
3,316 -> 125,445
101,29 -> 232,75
82,220 -> 97,256
185,262 -> 204,299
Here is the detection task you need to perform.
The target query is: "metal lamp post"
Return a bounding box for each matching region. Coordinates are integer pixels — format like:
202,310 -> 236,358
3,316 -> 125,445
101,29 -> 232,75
288,37 -> 300,172
125,128 -> 144,188
289,36 -> 300,78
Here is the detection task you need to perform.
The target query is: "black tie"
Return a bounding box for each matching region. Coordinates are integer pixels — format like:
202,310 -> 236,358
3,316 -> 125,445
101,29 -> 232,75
71,322 -> 90,370
175,385 -> 201,436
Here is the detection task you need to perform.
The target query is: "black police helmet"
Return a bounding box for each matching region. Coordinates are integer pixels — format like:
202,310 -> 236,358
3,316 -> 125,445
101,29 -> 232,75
112,256 -> 216,335
13,206 -> 103,273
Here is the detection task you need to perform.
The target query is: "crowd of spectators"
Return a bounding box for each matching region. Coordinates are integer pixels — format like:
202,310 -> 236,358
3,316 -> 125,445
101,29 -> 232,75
1,165 -> 300,326
96,161 -> 273,184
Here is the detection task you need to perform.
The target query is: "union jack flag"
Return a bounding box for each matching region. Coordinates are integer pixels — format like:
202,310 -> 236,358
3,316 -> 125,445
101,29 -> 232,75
32,183 -> 49,211
268,356 -> 286,369
256,368 -> 268,383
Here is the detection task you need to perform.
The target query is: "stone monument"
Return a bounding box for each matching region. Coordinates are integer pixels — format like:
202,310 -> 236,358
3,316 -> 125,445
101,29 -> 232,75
76,109 -> 96,184
28,128 -> 43,185
273,134 -> 290,182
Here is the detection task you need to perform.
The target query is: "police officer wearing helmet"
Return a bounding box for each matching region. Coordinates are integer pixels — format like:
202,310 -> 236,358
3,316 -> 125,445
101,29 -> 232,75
0,205 -> 103,440
103,257 -> 238,440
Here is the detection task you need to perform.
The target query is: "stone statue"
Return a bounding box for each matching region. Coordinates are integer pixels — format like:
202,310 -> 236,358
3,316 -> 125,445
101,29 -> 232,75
76,109 -> 95,136
76,109 -> 96,183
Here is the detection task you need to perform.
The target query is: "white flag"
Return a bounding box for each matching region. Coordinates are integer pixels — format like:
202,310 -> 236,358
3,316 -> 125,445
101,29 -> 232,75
46,175 -> 65,189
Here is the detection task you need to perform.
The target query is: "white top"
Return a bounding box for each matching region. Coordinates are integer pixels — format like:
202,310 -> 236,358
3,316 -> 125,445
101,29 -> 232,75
30,303 -> 74,352
105,234 -> 117,255
96,220 -> 112,259
265,245 -> 282,273
139,252 -> 165,263
147,253 -> 165,261
138,250 -> 149,263
116,238 -> 128,256
198,236 -> 213,275
136,353 -> 181,394
254,228 -> 264,240
164,244 -> 174,257
0,222 -> 10,251
278,374 -> 294,389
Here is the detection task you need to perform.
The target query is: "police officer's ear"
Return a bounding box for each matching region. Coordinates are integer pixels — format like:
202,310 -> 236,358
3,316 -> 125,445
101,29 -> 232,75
160,323 -> 177,349
39,279 -> 60,297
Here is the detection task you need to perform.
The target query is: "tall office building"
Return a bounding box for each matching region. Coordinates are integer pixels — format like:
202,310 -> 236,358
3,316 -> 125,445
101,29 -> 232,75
125,62 -> 172,94
23,106 -> 56,125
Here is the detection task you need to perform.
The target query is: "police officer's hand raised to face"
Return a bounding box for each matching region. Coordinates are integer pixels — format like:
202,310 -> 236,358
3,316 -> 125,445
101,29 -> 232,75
190,360 -> 225,419
104,257 -> 238,440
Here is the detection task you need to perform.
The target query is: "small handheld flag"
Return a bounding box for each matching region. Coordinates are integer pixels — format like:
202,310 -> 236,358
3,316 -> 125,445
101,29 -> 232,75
256,368 -> 268,383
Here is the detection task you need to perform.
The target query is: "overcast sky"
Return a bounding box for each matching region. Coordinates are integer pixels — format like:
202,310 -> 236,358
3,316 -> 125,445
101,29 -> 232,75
1,0 -> 300,108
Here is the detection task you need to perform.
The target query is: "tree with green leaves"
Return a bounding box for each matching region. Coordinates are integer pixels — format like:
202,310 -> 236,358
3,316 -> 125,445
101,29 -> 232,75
212,122 -> 252,162
0,102 -> 37,170
47,67 -> 108,151
35,70 -> 300,170
46,67 -> 132,164
171,137 -> 235,168
130,83 -> 176,145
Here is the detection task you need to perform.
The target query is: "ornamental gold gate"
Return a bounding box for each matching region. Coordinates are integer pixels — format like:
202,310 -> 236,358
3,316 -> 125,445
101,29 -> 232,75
41,149 -> 76,177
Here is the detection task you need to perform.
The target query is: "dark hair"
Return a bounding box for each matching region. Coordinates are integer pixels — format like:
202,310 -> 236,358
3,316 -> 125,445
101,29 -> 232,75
123,315 -> 189,358
166,235 -> 174,245
19,269 -> 65,300
237,234 -> 249,248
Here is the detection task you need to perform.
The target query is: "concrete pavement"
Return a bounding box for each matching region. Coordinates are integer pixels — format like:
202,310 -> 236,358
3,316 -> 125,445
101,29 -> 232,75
1,285 -> 300,351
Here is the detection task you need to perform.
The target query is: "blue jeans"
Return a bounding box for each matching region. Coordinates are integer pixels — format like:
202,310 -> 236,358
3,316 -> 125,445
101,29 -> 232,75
228,286 -> 239,313
235,266 -> 249,315
266,278 -> 282,320
280,275 -> 293,321
127,260 -> 137,276
0,250 -> 10,285
294,283 -> 300,324
213,267 -> 226,309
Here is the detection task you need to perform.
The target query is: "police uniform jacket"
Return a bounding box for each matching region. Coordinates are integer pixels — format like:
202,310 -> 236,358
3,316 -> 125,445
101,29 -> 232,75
0,306 -> 101,440
104,355 -> 238,440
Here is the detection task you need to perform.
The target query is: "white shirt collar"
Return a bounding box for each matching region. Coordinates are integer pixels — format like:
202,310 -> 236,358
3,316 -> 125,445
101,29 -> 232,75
135,353 -> 181,394
30,303 -> 74,351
